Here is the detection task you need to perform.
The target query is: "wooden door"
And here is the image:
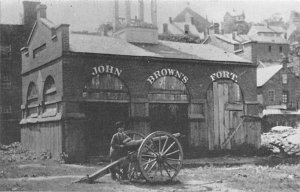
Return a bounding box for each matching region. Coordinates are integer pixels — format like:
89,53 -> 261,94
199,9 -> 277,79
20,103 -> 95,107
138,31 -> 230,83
207,81 -> 244,150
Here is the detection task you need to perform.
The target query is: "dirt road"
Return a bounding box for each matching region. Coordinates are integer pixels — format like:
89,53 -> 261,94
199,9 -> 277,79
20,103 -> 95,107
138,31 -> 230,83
1,156 -> 300,191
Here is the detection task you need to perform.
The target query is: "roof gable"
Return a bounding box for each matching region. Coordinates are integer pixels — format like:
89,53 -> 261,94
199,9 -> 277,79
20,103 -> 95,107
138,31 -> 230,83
257,65 -> 282,87
173,7 -> 207,24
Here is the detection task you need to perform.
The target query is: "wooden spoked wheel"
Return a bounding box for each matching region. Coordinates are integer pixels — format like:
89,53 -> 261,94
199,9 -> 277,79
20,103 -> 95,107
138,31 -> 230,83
137,131 -> 183,183
124,130 -> 145,181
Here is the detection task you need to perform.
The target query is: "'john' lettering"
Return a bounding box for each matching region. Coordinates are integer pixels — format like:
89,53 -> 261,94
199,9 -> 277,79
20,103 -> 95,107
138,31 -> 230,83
147,68 -> 188,84
92,65 -> 122,77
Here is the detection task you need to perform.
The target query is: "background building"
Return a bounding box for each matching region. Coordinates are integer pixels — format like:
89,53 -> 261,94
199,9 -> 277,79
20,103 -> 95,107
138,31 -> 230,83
222,9 -> 249,34
0,1 -> 39,144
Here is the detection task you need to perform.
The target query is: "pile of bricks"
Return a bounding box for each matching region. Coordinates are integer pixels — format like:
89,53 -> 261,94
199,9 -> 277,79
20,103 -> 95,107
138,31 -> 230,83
0,142 -> 38,162
261,126 -> 300,156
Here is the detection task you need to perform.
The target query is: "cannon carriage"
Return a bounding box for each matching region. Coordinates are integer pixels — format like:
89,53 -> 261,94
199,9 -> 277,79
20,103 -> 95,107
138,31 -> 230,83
75,131 -> 183,183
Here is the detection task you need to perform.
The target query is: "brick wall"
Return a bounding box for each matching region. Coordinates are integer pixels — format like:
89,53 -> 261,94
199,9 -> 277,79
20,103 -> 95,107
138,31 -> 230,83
62,54 -> 258,103
259,67 -> 300,108
22,21 -> 64,74
256,43 -> 289,62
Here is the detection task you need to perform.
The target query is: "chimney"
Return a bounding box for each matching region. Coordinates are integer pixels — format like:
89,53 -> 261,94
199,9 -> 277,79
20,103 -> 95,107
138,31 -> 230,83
281,54 -> 288,68
138,0 -> 144,22
0,1 -> 1,23
232,31 -> 237,40
113,0 -> 119,31
184,24 -> 189,34
23,1 -> 40,28
163,23 -> 168,34
36,4 -> 47,19
151,0 -> 157,27
214,23 -> 220,34
125,0 -> 131,25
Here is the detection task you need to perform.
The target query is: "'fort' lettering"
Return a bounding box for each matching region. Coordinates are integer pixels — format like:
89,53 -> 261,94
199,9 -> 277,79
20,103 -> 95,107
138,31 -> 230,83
210,71 -> 238,82
92,65 -> 122,76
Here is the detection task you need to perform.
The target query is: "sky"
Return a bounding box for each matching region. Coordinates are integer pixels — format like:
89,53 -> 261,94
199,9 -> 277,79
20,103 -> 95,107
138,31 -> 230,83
1,0 -> 300,32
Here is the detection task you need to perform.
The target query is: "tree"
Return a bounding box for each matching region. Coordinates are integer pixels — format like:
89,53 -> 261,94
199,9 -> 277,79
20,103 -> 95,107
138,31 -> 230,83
263,13 -> 288,29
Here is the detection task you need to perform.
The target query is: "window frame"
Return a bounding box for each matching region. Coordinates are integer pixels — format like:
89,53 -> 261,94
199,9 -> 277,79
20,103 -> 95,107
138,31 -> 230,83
268,89 -> 275,103
282,73 -> 288,84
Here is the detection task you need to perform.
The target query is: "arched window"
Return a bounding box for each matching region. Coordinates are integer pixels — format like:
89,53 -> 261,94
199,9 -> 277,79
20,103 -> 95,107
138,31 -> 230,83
148,76 -> 189,102
43,76 -> 58,116
26,82 -> 38,117
83,74 -> 130,101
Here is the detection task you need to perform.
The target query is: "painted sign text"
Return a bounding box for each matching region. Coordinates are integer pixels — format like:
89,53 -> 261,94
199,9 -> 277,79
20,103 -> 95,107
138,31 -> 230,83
92,65 -> 122,76
147,68 -> 188,84
210,71 -> 238,82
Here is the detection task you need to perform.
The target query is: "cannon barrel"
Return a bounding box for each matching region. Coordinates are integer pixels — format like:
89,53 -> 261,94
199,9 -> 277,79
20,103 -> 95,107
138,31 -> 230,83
124,132 -> 181,148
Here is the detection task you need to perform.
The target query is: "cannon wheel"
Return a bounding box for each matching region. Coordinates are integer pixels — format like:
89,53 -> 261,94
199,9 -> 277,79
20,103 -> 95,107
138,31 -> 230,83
137,131 -> 183,183
124,130 -> 145,181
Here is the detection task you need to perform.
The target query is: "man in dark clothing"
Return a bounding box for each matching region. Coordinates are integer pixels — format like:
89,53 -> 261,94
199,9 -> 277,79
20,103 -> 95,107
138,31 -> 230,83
109,121 -> 131,180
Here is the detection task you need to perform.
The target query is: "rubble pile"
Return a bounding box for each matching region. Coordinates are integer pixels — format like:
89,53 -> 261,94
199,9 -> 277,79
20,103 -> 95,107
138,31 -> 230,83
0,142 -> 38,162
261,126 -> 300,156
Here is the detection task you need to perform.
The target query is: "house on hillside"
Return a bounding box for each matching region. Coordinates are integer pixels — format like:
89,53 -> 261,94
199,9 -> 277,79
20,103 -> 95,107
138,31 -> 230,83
222,9 -> 249,34
20,1 -> 261,162
0,1 -> 39,144
257,60 -> 300,110
159,6 -> 210,41
248,25 -> 286,39
287,11 -> 300,44
172,6 -> 211,34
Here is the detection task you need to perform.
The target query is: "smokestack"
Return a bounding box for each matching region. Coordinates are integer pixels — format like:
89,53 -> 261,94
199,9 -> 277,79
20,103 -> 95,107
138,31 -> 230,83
113,0 -> 119,31
138,0 -> 144,22
151,0 -> 157,27
125,0 -> 131,25
163,23 -> 168,33
36,4 -> 47,19
0,1 -> 1,24
23,1 -> 40,27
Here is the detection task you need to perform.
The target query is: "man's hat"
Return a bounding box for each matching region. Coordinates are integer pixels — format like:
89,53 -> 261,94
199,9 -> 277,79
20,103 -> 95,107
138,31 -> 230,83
115,121 -> 125,128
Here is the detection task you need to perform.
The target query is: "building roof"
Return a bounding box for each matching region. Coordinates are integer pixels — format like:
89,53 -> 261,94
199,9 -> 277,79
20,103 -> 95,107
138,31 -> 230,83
215,34 -> 240,44
269,26 -> 286,33
249,25 -> 276,33
69,33 -> 159,57
172,7 -> 210,33
226,9 -> 244,17
249,35 -> 288,44
69,33 -> 251,64
257,64 -> 282,87
213,32 -> 288,45
160,22 -> 204,39
173,7 -> 207,24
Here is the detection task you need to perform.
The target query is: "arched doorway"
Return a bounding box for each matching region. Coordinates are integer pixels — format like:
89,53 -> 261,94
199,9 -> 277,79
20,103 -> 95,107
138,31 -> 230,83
207,80 -> 244,150
148,76 -> 189,151
82,74 -> 130,157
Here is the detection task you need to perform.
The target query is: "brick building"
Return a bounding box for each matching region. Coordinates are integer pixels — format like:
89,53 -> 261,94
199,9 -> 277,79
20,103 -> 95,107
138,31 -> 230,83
204,26 -> 289,66
160,6 -> 210,40
21,1 -> 261,162
257,59 -> 300,110
0,1 -> 39,144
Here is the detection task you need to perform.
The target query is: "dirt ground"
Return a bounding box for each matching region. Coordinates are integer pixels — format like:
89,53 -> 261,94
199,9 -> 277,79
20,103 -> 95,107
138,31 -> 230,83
1,127 -> 300,191
0,156 -> 300,192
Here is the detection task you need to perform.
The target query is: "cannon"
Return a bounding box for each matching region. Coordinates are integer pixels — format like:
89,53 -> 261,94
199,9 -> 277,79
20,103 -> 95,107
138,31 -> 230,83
74,131 -> 183,183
